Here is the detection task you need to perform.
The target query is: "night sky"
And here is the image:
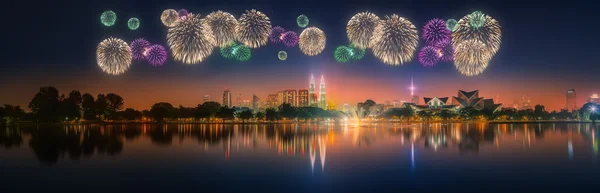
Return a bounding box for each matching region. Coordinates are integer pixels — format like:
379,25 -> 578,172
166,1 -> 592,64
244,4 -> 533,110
2,0 -> 599,111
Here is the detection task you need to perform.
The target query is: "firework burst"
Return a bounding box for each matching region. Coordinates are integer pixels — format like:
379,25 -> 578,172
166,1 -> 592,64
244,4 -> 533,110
167,13 -> 216,64
100,10 -> 116,27
435,39 -> 454,62
453,11 -> 501,55
334,46 -> 352,63
454,39 -> 492,76
422,18 -> 451,46
446,19 -> 458,32
297,15 -> 309,28
346,12 -> 381,49
205,11 -> 238,47
128,18 -> 140,30
161,9 -> 179,27
130,38 -> 151,61
233,45 -> 251,61
178,9 -> 189,20
299,27 -> 326,56
278,51 -> 287,60
237,9 -> 272,48
370,14 -> 419,65
96,37 -> 132,75
146,44 -> 168,66
348,44 -> 366,60
269,26 -> 286,44
220,42 -> 238,59
282,31 -> 299,47
418,46 -> 439,67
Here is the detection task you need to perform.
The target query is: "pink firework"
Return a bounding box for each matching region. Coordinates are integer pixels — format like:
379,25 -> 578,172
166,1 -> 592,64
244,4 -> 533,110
130,38 -> 151,61
269,26 -> 286,44
434,39 -> 454,62
418,46 -> 439,67
281,31 -> 298,47
178,9 -> 189,20
146,44 -> 168,66
422,18 -> 451,46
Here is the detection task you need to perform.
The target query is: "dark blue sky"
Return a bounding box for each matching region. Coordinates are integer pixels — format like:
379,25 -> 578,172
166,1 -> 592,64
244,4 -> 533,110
1,0 -> 599,110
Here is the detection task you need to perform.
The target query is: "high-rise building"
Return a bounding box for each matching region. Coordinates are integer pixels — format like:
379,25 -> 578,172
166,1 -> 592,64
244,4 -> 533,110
203,95 -> 210,103
223,90 -> 232,107
566,89 -> 576,112
410,77 -> 419,104
236,93 -> 242,107
309,74 -> 316,106
277,91 -> 285,106
319,74 -> 326,109
298,89 -> 309,107
266,94 -> 278,108
310,94 -> 318,107
412,95 -> 420,105
589,94 -> 599,104
279,90 -> 297,106
242,99 -> 251,108
252,94 -> 260,111
392,100 -> 401,108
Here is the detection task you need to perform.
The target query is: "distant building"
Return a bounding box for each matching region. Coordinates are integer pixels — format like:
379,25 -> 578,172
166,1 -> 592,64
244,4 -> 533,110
309,74 -> 316,106
406,97 -> 459,113
223,90 -> 232,107
310,94 -> 318,107
236,93 -> 242,107
266,94 -> 278,108
392,100 -> 402,108
452,90 -> 502,112
385,100 -> 391,106
252,94 -> 260,112
589,94 -> 599,104
566,89 -> 576,112
203,95 -> 210,103
412,95 -> 420,105
298,89 -> 309,107
319,75 -> 326,109
242,99 -> 251,108
327,100 -> 337,110
279,90 -> 297,106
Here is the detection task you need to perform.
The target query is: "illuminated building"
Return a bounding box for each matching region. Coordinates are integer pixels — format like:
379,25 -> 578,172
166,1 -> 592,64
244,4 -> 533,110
298,89 -> 309,107
410,77 -> 418,104
203,95 -> 210,102
266,94 -> 278,108
412,95 -> 420,105
242,99 -> 251,108
392,100 -> 402,108
589,94 -> 599,104
252,94 -> 260,112
309,74 -> 316,106
520,95 -> 532,110
566,89 -> 576,112
223,90 -> 232,107
319,74 -> 326,109
277,91 -> 284,106
452,90 -> 502,112
406,97 -> 459,113
310,94 -> 318,107
278,90 -> 297,106
236,93 -> 242,107
327,100 -> 337,110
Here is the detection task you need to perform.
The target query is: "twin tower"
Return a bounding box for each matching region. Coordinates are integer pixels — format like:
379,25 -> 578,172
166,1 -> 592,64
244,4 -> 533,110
309,73 -> 327,108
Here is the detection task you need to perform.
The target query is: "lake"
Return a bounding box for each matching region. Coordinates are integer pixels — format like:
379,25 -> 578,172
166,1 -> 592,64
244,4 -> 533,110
1,123 -> 599,193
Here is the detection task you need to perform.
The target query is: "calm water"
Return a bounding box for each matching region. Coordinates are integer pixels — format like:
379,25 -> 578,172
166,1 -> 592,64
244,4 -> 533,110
1,123 -> 599,193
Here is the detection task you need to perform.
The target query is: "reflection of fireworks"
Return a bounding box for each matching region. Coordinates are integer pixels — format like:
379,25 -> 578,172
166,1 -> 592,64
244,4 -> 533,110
269,26 -> 286,44
220,42 -> 238,59
167,13 -> 216,64
347,12 -> 380,49
454,39 -> 492,76
370,14 -> 419,65
334,46 -> 352,63
128,18 -> 140,30
299,27 -> 326,56
178,9 -> 189,20
205,11 -> 238,47
146,44 -> 168,66
297,14 -> 309,27
96,37 -> 132,75
282,31 -> 298,47
237,9 -> 272,48
434,39 -> 454,62
418,46 -> 439,67
100,10 -> 116,27
348,44 -> 365,60
446,19 -> 458,32
233,45 -> 251,61
130,38 -> 151,61
161,9 -> 179,27
453,11 -> 501,54
278,51 -> 287,60
422,18 -> 451,45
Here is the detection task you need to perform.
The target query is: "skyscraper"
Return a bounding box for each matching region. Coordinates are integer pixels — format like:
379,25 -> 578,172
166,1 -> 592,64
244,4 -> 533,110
319,74 -> 326,109
266,94 -> 278,108
236,93 -> 242,107
203,95 -> 210,103
309,74 -> 316,106
223,90 -> 232,107
410,77 -> 419,104
298,89 -> 309,107
566,89 -> 576,112
252,94 -> 260,111
278,90 -> 297,106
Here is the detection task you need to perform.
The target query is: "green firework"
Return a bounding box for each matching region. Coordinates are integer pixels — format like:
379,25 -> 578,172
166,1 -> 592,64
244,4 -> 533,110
334,46 -> 352,63
348,44 -> 365,60
468,11 -> 486,29
233,45 -> 251,61
128,18 -> 140,30
446,19 -> 458,32
220,42 -> 238,59
297,15 -> 309,28
100,10 -> 117,27
278,51 -> 287,60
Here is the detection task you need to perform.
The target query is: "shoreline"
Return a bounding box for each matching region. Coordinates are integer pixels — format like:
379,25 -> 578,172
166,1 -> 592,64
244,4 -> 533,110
6,120 -> 595,125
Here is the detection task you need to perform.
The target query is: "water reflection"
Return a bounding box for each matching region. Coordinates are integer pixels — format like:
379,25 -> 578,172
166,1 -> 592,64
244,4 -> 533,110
1,123 -> 599,167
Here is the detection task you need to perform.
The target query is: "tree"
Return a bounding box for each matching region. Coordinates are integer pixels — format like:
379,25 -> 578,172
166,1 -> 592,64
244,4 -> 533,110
1,105 -> 25,123
150,102 -> 175,122
265,108 -> 279,121
255,111 -> 265,121
196,101 -> 221,119
81,93 -> 96,120
60,90 -> 83,121
95,94 -> 108,120
297,110 -> 313,121
120,108 -> 142,121
440,110 -> 452,122
534,104 -> 548,120
238,109 -> 254,122
400,106 -> 415,123
106,93 -> 124,120
215,106 -> 235,120
278,103 -> 297,120
29,86 -> 60,122
459,107 -> 476,120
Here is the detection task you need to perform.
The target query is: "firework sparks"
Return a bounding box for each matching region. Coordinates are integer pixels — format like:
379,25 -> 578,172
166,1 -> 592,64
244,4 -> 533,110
167,13 -> 216,64
220,42 -> 238,59
434,39 -> 454,62
446,19 -> 458,32
418,46 -> 439,67
370,14 -> 419,65
346,12 -> 381,49
278,51 -> 287,60
128,17 -> 140,30
297,15 -> 309,28
453,11 -> 502,55
146,44 -> 168,66
422,18 -> 451,46
348,44 -> 366,60
130,38 -> 151,61
233,45 -> 251,61
454,39 -> 492,76
96,37 -> 132,75
205,11 -> 238,47
178,9 -> 189,20
161,9 -> 179,27
299,27 -> 326,56
269,26 -> 286,44
236,9 -> 272,48
100,10 -> 116,27
334,46 -> 352,63
282,31 -> 299,47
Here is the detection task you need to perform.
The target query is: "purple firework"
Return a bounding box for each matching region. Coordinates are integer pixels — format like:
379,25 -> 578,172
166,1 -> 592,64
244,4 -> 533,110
269,26 -> 286,44
281,31 -> 299,47
178,9 -> 188,20
146,44 -> 168,66
422,18 -> 452,46
434,39 -> 454,62
418,46 -> 439,67
130,38 -> 151,61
